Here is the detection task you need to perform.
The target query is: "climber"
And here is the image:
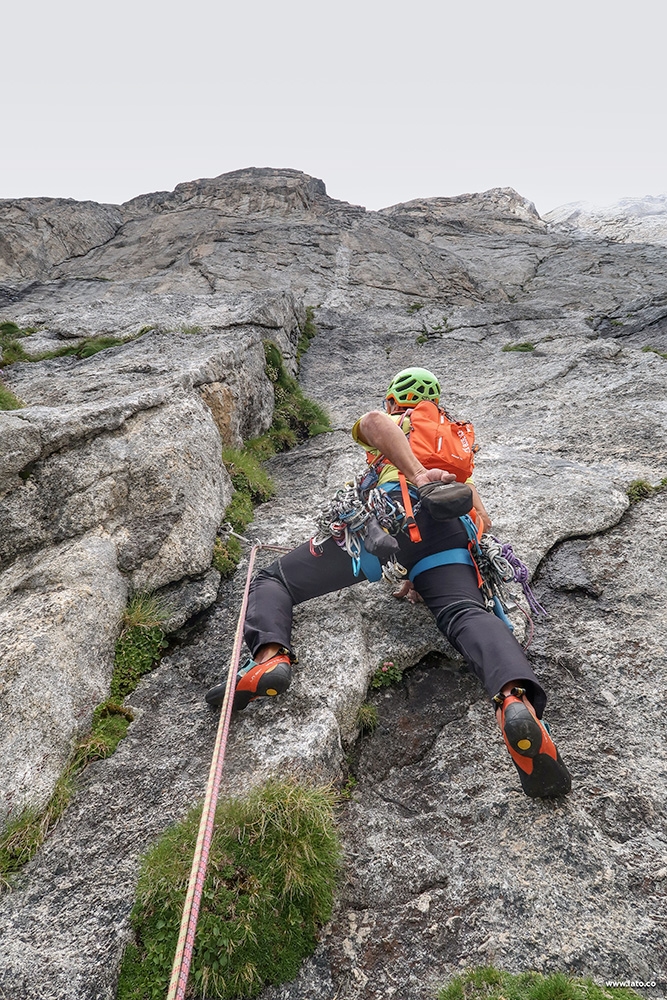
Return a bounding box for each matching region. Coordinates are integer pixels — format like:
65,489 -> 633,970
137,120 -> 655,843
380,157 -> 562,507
206,367 -> 571,799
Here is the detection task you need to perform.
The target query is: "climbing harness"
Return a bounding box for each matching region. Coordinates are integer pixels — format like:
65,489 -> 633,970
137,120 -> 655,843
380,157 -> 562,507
167,535 -> 290,1000
408,548 -> 474,581
313,479 -> 543,642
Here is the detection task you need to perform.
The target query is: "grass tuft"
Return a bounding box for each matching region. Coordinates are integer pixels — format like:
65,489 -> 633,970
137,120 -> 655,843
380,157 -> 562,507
222,449 -> 274,504
259,340 -> 331,451
117,777 -> 341,999
642,345 -> 667,359
1,321 -> 127,365
626,478 -> 667,504
437,967 -> 643,1000
37,335 -> 125,360
502,342 -> 536,352
0,321 -> 30,364
407,301 -> 424,313
0,381 -> 24,409
357,703 -> 378,733
110,595 -> 170,701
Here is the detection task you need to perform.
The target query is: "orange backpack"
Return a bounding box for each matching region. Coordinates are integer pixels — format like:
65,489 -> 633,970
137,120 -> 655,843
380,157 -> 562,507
397,400 -> 478,483
366,401 -> 479,543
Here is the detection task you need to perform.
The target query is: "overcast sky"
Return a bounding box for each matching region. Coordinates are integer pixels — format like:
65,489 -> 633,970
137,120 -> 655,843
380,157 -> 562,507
3,0 -> 666,217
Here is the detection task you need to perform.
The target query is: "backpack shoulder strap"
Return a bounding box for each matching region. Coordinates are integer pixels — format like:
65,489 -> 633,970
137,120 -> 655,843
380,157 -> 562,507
398,472 -> 422,543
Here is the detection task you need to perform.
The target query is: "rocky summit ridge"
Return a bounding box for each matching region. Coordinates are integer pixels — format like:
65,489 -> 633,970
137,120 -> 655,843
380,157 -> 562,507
0,168 -> 666,1000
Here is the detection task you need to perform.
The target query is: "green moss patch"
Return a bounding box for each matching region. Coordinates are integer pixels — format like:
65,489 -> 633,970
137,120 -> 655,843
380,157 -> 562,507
502,342 -> 536,352
117,778 -> 341,1000
438,967 -> 642,1000
626,478 -> 667,504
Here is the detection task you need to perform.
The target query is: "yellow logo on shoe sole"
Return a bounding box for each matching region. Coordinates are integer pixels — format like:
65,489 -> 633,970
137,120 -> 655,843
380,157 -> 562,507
517,739 -> 532,750
266,689 -> 278,696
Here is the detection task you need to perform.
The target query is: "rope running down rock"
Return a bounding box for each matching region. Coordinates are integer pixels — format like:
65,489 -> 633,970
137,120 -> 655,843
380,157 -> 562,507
166,537 -> 290,1000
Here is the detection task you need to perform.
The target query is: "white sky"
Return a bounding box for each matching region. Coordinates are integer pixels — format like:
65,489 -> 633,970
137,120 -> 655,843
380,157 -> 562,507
3,0 -> 666,217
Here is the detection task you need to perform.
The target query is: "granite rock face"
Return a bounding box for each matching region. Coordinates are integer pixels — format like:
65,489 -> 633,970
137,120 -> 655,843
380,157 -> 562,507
0,168 -> 666,1000
0,292 -> 304,825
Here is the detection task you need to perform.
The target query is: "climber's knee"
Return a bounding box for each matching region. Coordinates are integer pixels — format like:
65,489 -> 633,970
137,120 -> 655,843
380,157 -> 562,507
436,599 -> 485,640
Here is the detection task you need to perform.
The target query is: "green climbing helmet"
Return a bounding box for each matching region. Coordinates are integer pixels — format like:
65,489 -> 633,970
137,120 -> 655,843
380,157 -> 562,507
385,367 -> 441,406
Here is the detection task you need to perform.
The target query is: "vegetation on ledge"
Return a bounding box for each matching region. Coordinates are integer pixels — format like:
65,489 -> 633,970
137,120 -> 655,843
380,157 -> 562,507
118,778 -> 341,1000
626,477 -> 667,504
0,321 -> 127,364
213,336 -> 330,579
502,341 -> 536,352
0,594 -> 169,887
0,380 -> 24,410
438,966 -> 642,1000
111,594 -> 169,701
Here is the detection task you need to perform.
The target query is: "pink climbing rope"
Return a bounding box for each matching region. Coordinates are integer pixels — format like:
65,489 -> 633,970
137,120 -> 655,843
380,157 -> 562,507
166,540 -> 289,1000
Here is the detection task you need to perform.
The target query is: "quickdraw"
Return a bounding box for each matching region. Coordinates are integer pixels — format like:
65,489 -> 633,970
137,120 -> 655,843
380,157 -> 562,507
459,514 -> 545,645
313,471 -> 414,583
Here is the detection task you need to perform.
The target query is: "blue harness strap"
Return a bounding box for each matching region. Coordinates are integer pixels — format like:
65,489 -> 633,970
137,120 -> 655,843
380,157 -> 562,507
408,548 -> 473,582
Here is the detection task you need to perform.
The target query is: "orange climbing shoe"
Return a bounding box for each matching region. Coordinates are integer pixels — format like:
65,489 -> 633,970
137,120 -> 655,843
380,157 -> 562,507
205,650 -> 292,712
495,687 -> 572,798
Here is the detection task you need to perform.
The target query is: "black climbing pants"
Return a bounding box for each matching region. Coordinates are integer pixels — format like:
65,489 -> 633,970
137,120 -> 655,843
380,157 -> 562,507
244,508 -> 547,717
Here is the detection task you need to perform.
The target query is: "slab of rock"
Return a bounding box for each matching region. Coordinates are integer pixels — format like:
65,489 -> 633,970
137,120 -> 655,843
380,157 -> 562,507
0,198 -> 122,284
259,495 -> 667,1000
0,533 -> 127,825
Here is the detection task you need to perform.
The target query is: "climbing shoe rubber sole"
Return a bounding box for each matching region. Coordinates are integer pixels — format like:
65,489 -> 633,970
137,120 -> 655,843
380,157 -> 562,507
500,697 -> 572,799
205,654 -> 292,712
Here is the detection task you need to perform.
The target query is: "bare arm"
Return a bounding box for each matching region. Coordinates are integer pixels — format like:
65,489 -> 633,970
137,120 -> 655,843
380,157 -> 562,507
357,410 -> 456,487
358,410 -> 493,531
